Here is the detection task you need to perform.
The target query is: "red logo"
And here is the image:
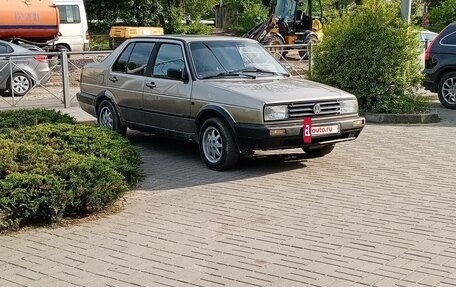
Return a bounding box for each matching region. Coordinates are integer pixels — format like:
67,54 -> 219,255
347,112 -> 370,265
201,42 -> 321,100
303,118 -> 312,143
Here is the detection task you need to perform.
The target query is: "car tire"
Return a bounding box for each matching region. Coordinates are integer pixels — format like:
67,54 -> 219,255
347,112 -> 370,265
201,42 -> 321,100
303,144 -> 335,158
263,36 -> 284,59
97,100 -> 127,136
438,72 -> 456,109
298,36 -> 318,60
199,118 -> 239,171
7,72 -> 33,96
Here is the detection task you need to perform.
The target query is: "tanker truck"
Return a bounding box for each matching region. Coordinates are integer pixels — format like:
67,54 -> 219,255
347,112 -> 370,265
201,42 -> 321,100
1,0 -> 60,51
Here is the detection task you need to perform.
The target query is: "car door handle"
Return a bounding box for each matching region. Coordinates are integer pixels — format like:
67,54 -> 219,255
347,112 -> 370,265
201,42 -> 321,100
108,76 -> 118,83
145,82 -> 156,89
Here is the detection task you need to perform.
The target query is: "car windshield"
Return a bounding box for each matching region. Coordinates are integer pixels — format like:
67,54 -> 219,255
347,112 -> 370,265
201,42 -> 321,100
189,41 -> 289,79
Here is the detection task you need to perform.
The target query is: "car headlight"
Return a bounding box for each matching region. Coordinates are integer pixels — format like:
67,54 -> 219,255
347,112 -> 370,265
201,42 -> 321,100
340,99 -> 359,114
264,105 -> 288,121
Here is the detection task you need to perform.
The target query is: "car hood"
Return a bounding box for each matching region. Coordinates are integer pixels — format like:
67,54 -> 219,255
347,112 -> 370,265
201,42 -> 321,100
195,77 -> 355,105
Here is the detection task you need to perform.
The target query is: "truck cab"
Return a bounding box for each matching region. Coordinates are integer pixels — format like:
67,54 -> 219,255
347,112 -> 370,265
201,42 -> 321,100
53,0 -> 90,52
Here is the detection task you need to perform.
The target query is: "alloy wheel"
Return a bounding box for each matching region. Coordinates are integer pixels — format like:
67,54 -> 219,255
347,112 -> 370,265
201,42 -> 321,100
441,77 -> 456,105
99,106 -> 114,129
202,126 -> 223,164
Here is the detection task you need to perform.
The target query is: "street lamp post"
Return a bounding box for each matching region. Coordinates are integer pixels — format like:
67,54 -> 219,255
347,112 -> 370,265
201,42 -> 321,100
401,0 -> 412,24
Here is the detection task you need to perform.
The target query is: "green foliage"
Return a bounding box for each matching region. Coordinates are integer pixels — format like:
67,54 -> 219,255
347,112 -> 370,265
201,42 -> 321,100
163,6 -> 187,34
185,20 -> 214,35
86,0 -> 218,35
0,118 -> 142,230
90,35 -> 110,50
0,109 -> 76,130
0,174 -> 67,228
429,0 -> 456,28
163,7 -> 214,35
4,124 -> 142,185
58,155 -> 127,214
86,0 -> 163,28
229,0 -> 268,34
312,0 -> 428,114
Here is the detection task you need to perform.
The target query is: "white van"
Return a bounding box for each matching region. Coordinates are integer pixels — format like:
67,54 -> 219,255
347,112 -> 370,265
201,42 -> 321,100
53,0 -> 90,52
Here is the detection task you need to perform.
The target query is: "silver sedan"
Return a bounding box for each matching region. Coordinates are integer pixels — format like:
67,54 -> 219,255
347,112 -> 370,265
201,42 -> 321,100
0,40 -> 51,96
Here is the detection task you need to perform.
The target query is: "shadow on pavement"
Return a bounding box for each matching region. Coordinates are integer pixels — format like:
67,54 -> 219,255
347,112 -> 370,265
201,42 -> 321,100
433,102 -> 456,126
128,132 -> 308,191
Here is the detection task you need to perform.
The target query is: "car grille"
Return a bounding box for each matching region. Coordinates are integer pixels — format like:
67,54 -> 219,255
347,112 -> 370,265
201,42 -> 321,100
288,101 -> 340,118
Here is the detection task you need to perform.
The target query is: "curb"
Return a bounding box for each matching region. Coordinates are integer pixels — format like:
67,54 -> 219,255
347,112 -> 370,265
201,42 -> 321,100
365,112 -> 440,124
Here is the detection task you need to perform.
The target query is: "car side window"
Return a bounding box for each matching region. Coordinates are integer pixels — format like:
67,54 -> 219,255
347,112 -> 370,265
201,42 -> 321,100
0,44 -> 12,54
127,42 -> 155,75
112,43 -> 134,73
153,44 -> 185,79
440,31 -> 456,46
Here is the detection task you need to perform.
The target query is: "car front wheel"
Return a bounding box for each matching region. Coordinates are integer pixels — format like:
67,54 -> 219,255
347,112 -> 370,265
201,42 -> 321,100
8,72 -> 32,96
97,100 -> 127,136
199,118 -> 239,171
303,144 -> 335,158
438,72 -> 456,109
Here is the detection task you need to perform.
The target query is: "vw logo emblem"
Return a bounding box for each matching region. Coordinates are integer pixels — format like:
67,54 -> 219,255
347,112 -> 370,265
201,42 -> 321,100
313,104 -> 322,115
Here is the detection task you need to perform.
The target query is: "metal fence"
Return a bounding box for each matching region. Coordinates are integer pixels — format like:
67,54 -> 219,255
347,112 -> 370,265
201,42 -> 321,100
0,51 -> 110,109
0,46 -> 315,110
264,43 -> 314,78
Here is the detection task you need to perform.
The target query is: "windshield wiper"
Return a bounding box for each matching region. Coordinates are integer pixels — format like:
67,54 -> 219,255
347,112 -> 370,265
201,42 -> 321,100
201,72 -> 256,80
230,68 -> 290,77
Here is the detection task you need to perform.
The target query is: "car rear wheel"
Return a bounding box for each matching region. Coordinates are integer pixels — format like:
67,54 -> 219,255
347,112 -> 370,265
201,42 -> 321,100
199,118 -> 239,171
97,100 -> 127,136
263,36 -> 284,60
8,72 -> 32,96
303,144 -> 335,158
298,37 -> 318,60
438,72 -> 456,109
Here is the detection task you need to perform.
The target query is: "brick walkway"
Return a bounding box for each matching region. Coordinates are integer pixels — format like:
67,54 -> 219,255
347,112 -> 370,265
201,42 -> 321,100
1,111 -> 456,286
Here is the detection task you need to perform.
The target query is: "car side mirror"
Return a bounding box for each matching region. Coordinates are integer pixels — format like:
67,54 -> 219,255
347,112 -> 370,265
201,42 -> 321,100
167,68 -> 187,81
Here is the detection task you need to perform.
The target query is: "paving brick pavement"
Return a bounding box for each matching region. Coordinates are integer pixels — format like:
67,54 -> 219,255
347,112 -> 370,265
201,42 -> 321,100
1,108 -> 456,286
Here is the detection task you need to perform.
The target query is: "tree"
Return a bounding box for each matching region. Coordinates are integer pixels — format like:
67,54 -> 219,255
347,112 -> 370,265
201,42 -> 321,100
85,0 -> 219,33
429,0 -> 456,29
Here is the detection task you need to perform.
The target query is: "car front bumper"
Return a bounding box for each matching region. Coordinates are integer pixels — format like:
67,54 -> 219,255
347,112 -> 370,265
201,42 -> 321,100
235,115 -> 365,150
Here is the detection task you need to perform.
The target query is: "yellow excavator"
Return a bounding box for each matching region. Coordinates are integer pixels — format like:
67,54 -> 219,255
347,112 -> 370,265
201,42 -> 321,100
245,0 -> 323,58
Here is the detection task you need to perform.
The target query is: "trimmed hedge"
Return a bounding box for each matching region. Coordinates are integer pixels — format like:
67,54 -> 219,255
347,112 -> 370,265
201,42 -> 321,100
0,109 -> 142,230
0,109 -> 76,129
2,124 -> 142,184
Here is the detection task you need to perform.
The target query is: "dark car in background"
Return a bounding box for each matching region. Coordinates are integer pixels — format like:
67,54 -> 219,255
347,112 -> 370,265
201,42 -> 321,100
0,40 -> 50,96
423,22 -> 456,109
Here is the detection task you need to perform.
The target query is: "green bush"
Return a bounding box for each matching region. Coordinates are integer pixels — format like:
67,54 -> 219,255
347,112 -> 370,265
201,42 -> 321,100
429,0 -> 456,29
0,109 -> 76,130
55,155 -> 127,214
0,120 -> 142,230
312,0 -> 429,114
1,124 -> 142,184
0,174 -> 67,228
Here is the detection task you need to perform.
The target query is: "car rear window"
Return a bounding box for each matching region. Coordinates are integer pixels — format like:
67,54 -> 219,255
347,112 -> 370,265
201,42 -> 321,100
440,31 -> 456,46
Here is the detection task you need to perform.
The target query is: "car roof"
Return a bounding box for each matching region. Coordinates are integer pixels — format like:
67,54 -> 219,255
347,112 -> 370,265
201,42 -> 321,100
131,35 -> 258,44
0,40 -> 34,53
